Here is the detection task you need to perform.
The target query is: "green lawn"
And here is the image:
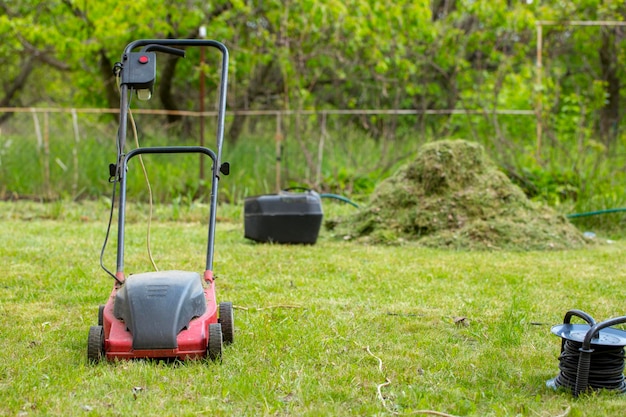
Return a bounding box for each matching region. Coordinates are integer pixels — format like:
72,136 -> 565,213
1,201 -> 625,416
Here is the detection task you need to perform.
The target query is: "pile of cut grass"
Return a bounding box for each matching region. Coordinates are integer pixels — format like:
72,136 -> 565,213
329,139 -> 588,250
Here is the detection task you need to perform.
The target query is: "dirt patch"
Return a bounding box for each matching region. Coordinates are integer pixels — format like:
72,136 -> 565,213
329,139 -> 588,250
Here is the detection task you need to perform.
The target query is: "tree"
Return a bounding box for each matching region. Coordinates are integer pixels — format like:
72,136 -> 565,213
0,1 -> 70,119
0,0 -> 624,157
0,0 -> 234,112
537,0 -> 626,148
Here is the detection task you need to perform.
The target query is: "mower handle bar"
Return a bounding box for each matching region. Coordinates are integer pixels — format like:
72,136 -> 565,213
140,44 -> 186,58
117,38 -> 229,169
114,38 -> 228,281
123,39 -> 227,56
116,146 -> 219,278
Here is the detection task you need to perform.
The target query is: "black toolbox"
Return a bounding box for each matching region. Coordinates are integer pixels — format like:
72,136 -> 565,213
244,190 -> 323,244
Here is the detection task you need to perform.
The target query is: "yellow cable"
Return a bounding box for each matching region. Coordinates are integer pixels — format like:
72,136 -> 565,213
128,109 -> 159,272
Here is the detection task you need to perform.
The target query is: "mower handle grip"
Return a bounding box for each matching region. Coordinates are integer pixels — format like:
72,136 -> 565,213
140,44 -> 186,58
123,39 -> 228,56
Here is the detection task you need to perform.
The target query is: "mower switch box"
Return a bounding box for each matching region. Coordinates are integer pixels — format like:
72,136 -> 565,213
122,52 -> 157,90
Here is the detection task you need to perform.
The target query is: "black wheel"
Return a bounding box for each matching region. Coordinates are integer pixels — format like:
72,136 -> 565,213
218,302 -> 234,345
87,325 -> 104,363
208,323 -> 223,361
98,305 -> 105,326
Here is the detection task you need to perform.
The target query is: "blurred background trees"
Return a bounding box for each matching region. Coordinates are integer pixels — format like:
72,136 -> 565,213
1,0 -> 626,224
2,1 -> 623,138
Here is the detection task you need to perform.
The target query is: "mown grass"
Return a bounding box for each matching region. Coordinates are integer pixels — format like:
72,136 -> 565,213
1,201 -> 626,416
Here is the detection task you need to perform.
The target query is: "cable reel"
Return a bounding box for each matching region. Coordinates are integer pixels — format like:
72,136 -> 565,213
547,309 -> 626,397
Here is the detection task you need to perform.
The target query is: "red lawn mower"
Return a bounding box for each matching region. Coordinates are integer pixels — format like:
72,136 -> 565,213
87,38 -> 233,362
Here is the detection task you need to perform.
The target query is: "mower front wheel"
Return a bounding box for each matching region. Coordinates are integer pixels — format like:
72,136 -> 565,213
208,323 -> 223,361
87,325 -> 104,363
218,302 -> 234,345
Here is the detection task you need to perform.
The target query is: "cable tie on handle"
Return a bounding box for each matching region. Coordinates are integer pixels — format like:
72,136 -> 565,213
108,163 -> 117,182
112,62 -> 123,77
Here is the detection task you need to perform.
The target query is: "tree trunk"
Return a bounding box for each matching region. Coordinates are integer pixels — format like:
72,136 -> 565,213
158,55 -> 182,125
0,57 -> 35,123
228,59 -> 284,144
431,0 -> 457,21
99,49 -> 120,119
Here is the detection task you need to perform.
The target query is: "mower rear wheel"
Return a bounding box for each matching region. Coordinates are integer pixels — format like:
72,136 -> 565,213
87,325 -> 104,363
208,323 -> 223,361
218,302 -> 234,345
98,305 -> 105,326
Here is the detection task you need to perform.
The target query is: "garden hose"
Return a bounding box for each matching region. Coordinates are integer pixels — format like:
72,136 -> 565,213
319,193 -> 359,208
567,207 -> 626,219
282,187 -> 359,208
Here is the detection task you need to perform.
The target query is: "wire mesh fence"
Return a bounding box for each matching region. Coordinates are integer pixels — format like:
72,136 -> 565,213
0,107 -> 538,202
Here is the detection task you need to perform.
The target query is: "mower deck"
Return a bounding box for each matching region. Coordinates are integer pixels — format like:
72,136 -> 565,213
101,272 -> 219,360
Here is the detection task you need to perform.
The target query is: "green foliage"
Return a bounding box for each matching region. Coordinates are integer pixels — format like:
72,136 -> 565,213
2,0 -> 626,235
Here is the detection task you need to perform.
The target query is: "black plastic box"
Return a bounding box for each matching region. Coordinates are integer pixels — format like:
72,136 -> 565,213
244,191 -> 323,244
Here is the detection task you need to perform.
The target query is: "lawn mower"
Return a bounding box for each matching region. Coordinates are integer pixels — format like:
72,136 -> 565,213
87,38 -> 233,362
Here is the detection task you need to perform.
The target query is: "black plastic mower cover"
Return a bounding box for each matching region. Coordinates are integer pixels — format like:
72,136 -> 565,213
114,271 -> 207,350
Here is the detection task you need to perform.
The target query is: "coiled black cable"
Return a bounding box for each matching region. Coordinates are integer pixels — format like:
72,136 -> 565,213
553,339 -> 626,394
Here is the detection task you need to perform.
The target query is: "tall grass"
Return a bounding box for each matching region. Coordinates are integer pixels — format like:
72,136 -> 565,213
0,111 -> 420,203
3,110 -> 626,236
